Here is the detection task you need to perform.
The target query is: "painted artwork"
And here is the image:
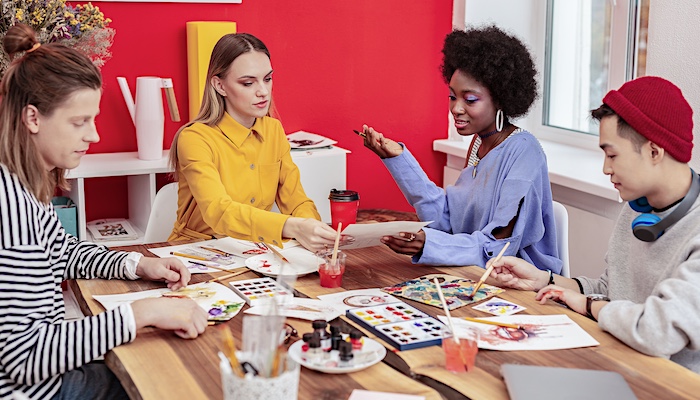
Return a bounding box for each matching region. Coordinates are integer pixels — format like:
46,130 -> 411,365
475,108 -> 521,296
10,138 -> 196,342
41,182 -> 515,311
93,282 -> 245,322
381,274 -> 505,310
437,315 -> 600,351
472,297 -> 526,316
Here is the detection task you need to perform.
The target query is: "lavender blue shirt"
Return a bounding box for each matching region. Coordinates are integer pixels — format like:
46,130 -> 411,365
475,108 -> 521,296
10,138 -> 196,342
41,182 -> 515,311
383,130 -> 561,273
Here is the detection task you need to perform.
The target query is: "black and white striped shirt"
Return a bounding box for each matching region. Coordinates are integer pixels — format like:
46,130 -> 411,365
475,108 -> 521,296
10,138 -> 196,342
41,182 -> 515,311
0,164 -> 136,399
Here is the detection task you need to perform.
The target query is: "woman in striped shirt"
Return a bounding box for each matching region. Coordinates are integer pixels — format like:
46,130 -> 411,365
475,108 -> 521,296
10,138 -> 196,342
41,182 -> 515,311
0,24 -> 209,400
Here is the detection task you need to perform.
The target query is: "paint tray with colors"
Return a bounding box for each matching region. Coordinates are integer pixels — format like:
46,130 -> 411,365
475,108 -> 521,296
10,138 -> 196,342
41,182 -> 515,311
346,302 -> 447,351
381,274 -> 505,310
229,277 -> 292,307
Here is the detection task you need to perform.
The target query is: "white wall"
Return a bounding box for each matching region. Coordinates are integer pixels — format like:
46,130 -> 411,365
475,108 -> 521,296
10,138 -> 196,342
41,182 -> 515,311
646,1 -> 700,170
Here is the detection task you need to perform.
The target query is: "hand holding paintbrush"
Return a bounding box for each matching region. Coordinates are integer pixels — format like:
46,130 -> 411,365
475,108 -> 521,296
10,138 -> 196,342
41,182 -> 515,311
471,242 -> 510,297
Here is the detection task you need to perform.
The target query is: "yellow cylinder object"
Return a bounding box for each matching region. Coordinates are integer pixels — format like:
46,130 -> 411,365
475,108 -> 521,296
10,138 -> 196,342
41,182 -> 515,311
186,21 -> 237,120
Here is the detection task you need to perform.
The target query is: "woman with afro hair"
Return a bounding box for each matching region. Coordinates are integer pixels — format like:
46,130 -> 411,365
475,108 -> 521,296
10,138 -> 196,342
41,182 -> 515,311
359,26 -> 562,273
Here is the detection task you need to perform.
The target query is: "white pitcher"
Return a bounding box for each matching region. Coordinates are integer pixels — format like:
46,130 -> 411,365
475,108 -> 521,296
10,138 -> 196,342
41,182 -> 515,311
117,76 -> 181,160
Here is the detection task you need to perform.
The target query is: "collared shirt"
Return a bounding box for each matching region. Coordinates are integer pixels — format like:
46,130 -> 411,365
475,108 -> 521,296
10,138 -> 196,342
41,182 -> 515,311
169,113 -> 320,246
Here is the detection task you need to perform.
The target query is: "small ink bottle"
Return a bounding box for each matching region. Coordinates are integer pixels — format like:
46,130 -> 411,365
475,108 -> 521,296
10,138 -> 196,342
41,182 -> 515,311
338,341 -> 354,368
330,325 -> 343,351
349,329 -> 364,351
312,320 -> 331,351
301,332 -> 314,353
307,336 -> 322,364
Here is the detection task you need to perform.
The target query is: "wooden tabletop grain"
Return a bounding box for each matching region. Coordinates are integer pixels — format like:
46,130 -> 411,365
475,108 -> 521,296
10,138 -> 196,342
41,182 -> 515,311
70,243 -> 700,400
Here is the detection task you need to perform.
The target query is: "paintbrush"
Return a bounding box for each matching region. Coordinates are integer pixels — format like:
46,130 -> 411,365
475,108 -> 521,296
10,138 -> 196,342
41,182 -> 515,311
206,267 -> 249,283
170,251 -> 208,261
462,317 -> 521,330
199,246 -> 234,257
353,129 -> 367,138
471,242 -> 510,297
266,244 -> 290,264
330,222 -> 343,273
221,327 -> 244,377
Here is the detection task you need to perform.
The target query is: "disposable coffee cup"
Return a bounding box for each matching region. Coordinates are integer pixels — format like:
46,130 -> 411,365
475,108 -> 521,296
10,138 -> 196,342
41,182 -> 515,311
328,189 -> 360,230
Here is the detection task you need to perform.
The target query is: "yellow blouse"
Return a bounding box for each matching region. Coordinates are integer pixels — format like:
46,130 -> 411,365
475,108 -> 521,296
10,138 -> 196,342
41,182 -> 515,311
169,113 -> 320,246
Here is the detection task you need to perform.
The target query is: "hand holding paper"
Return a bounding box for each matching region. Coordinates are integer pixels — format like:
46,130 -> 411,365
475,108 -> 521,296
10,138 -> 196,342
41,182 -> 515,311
339,221 -> 431,249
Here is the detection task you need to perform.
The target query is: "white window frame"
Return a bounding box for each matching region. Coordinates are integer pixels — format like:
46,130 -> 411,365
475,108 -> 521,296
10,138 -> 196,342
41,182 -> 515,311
452,0 -> 639,151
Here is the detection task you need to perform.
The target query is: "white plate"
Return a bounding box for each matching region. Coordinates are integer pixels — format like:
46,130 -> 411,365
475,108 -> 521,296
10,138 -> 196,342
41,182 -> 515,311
244,248 -> 319,277
288,337 -> 386,374
287,131 -> 337,149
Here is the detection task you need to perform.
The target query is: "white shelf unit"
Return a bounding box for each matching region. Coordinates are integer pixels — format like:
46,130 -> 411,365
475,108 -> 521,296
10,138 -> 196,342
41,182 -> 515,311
64,146 -> 349,246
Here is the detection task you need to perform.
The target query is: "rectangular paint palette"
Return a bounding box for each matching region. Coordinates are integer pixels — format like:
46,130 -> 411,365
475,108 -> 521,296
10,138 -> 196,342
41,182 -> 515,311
346,302 -> 446,351
229,277 -> 292,307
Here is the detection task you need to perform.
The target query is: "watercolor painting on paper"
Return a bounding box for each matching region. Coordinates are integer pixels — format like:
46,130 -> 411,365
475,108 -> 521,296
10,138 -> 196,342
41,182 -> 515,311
438,315 -> 600,351
93,282 -> 245,322
382,274 -> 504,310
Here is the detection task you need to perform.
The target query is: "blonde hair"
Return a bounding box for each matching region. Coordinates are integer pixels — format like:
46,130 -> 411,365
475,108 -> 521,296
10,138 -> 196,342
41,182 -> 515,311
169,33 -> 277,178
0,24 -> 101,203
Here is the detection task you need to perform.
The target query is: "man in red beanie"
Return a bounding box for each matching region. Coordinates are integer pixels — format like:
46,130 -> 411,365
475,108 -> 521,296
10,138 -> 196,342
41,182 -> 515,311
485,76 -> 700,373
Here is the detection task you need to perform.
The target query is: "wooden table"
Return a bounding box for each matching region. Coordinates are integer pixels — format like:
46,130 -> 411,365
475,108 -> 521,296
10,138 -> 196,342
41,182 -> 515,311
71,244 -> 700,400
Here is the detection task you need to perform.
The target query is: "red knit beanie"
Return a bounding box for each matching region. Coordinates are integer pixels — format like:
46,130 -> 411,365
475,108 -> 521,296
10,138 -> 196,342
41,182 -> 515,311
603,76 -> 693,162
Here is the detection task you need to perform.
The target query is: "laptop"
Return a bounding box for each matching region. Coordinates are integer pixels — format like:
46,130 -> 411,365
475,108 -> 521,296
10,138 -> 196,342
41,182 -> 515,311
501,364 -> 637,400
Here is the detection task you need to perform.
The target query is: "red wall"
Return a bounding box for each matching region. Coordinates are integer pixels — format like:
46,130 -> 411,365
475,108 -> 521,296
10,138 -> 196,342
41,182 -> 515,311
85,0 -> 451,220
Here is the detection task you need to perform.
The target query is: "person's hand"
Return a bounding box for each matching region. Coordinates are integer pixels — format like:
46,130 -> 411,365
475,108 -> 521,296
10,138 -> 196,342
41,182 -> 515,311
381,230 -> 425,256
131,297 -> 208,339
282,217 -> 338,252
536,285 -> 587,315
361,124 -> 403,159
487,255 -> 550,291
135,256 -> 191,290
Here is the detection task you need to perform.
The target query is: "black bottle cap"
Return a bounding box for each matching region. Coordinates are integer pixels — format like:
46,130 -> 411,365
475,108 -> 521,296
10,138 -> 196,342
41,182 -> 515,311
330,325 -> 342,336
312,320 -> 328,329
302,333 -> 314,343
349,330 -> 363,339
338,341 -> 354,361
309,337 -> 321,348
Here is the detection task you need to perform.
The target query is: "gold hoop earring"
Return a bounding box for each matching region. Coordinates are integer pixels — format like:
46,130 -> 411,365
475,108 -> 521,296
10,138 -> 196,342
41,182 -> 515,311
495,109 -> 504,132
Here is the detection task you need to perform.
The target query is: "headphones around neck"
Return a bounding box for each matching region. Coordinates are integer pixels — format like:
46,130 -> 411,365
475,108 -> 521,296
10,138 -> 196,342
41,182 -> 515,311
629,169 -> 700,242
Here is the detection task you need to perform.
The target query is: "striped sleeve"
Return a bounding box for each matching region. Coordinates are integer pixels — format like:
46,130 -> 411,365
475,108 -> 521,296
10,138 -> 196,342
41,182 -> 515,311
0,245 -> 136,397
61,234 -> 131,280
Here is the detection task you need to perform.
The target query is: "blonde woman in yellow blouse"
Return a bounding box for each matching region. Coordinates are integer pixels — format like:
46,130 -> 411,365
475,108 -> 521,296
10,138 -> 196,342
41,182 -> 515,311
168,33 -> 337,251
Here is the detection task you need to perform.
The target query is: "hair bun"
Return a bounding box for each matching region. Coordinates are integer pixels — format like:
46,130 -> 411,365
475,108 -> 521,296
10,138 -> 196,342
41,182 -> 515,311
3,24 -> 39,58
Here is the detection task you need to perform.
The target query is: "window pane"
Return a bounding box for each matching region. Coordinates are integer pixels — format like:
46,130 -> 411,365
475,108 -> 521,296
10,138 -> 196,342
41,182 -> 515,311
544,0 -> 612,135
635,0 -> 649,77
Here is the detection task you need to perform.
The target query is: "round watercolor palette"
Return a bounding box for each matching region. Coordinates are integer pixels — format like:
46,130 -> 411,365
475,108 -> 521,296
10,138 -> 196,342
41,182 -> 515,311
288,337 -> 386,374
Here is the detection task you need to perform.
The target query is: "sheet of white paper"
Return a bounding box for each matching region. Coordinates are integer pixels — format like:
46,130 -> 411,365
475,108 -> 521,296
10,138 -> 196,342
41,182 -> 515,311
244,298 -> 341,321
93,282 -> 245,321
340,221 -> 431,249
316,288 -> 401,313
437,314 -> 599,351
348,390 -> 425,400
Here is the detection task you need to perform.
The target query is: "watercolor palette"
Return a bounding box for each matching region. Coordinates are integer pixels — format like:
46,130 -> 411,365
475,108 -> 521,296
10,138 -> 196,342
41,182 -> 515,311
346,302 -> 447,351
229,277 -> 292,307
381,274 -> 505,310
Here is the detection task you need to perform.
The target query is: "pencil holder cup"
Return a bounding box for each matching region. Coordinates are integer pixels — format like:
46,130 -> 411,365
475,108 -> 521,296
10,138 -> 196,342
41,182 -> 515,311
221,353 -> 300,400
